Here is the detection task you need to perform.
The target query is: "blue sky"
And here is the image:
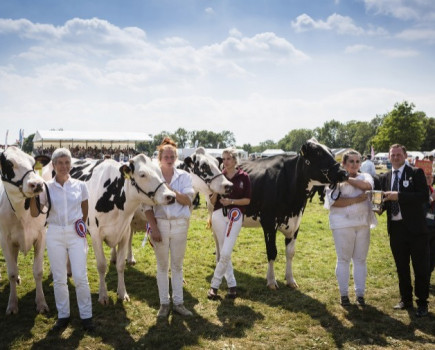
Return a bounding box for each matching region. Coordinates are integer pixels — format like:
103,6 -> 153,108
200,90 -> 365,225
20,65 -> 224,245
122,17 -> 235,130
1,0 -> 434,146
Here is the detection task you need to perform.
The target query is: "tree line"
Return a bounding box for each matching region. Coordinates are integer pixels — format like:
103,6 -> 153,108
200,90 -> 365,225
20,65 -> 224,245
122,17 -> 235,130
22,101 -> 435,156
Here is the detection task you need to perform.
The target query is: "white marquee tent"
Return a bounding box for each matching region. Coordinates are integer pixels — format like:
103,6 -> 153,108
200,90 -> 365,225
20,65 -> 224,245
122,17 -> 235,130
33,130 -> 152,150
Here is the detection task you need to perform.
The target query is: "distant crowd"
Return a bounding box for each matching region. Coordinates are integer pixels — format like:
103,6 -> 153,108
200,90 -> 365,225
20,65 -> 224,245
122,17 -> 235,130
33,145 -> 139,161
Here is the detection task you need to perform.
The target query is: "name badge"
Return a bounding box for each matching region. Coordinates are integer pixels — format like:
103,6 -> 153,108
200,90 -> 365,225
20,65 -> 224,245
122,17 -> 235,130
426,213 -> 435,220
403,180 -> 409,188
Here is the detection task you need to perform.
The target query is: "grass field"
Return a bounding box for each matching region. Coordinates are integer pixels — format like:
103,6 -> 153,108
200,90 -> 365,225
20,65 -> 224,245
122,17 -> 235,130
0,196 -> 434,349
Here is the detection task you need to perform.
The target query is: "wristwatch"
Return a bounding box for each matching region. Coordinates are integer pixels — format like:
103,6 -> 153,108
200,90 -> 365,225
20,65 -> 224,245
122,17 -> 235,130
231,199 -> 234,205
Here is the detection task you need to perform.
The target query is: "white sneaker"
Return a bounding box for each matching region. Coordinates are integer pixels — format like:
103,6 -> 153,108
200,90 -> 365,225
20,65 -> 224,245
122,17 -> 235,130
173,303 -> 193,316
157,304 -> 170,318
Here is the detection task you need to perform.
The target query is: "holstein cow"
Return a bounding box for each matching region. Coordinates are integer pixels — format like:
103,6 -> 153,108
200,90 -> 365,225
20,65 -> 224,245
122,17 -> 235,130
0,146 -> 49,314
113,147 -> 233,265
44,154 -> 176,305
239,138 -> 348,289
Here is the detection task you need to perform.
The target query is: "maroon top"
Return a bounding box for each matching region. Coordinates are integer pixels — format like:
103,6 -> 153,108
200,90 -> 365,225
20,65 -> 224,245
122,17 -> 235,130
214,168 -> 251,214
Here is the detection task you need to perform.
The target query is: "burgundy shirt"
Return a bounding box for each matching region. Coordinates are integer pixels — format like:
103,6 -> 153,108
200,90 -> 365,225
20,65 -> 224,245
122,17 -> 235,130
214,168 -> 251,214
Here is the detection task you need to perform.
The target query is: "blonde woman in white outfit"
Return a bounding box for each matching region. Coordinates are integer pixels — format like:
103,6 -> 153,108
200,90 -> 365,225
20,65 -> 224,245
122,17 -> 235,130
30,148 -> 94,332
324,150 -> 377,307
145,138 -> 194,318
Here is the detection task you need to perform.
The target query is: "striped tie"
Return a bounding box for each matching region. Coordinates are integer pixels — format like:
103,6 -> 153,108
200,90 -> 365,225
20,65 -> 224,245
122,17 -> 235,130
391,170 -> 400,216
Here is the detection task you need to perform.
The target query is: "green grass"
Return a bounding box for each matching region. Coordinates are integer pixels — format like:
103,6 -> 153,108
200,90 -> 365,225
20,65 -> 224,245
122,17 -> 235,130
1,196 -> 435,349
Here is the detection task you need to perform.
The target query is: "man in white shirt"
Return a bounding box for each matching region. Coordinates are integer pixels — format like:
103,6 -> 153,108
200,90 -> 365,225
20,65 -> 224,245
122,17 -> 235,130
360,155 -> 376,177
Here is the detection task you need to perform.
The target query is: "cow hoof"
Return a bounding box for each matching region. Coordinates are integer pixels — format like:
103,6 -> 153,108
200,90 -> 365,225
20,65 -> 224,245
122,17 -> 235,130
17,276 -> 21,285
118,293 -> 130,302
36,303 -> 49,313
98,296 -> 110,305
267,283 -> 279,290
67,273 -> 72,278
6,306 -> 19,315
286,282 -> 299,289
127,260 -> 136,266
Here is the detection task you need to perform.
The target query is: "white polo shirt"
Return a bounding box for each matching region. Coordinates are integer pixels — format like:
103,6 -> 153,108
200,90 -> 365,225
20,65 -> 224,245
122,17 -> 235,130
40,175 -> 89,226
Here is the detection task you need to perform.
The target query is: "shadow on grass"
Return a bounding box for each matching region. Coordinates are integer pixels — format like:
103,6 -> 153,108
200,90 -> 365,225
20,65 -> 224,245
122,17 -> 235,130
0,278 -> 54,349
231,269 -> 434,348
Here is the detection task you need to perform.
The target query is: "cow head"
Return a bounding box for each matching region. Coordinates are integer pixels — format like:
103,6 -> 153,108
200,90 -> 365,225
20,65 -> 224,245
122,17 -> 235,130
121,153 -> 176,206
299,138 -> 348,186
0,146 -> 44,197
183,147 -> 233,196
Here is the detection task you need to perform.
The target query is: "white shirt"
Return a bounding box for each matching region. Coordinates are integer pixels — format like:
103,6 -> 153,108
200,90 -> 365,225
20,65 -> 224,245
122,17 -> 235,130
324,172 -> 377,230
360,159 -> 376,177
148,168 -> 194,220
40,175 -> 89,226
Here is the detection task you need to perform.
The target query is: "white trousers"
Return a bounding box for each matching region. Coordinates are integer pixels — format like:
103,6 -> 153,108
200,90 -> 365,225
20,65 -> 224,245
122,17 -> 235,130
211,209 -> 243,289
151,218 -> 189,305
46,225 -> 92,319
332,225 -> 370,297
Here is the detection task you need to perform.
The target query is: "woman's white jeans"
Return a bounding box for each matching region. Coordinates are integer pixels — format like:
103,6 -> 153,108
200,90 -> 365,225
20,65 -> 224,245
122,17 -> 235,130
211,209 -> 243,289
151,218 -> 189,305
332,225 -> 370,297
46,225 -> 92,319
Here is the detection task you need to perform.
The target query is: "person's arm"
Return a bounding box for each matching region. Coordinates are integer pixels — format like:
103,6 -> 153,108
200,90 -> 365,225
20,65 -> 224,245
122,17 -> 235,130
209,192 -> 219,206
173,190 -> 192,206
220,197 -> 251,206
346,177 -> 372,191
81,200 -> 88,223
145,209 -> 162,242
331,193 -> 368,208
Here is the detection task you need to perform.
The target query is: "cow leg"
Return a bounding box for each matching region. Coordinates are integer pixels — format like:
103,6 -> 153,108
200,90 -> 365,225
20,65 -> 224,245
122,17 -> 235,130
33,234 -> 49,313
285,237 -> 299,289
116,235 -> 130,302
127,230 -> 136,265
262,220 -> 279,290
91,234 -> 109,305
3,244 -> 20,314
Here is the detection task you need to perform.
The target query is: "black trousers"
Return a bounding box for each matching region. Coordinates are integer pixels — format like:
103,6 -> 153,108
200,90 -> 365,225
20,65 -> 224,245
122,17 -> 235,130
429,227 -> 435,277
389,220 -> 429,306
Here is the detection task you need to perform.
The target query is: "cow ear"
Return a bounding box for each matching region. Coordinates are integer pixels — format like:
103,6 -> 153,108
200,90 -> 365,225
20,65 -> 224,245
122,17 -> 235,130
184,156 -> 193,168
34,155 -> 51,167
129,160 -> 135,174
300,143 -> 308,157
120,164 -> 131,179
216,157 -> 223,169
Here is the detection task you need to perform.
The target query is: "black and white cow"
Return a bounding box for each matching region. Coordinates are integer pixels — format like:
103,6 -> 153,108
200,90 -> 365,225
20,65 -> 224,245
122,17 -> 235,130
239,138 -> 348,289
113,147 -> 233,265
0,147 -> 49,314
43,154 -> 176,305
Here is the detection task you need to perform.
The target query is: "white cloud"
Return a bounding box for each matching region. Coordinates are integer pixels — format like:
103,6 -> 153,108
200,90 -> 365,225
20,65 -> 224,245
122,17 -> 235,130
380,48 -> 419,57
291,13 -> 379,35
396,28 -> 435,43
345,44 -> 374,54
205,7 -> 215,15
229,28 -> 242,38
363,0 -> 435,21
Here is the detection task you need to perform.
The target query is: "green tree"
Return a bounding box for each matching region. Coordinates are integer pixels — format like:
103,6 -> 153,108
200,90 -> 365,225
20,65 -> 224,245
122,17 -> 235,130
278,129 -> 313,152
421,117 -> 435,151
372,101 -> 426,151
314,120 -> 345,148
22,133 -> 35,154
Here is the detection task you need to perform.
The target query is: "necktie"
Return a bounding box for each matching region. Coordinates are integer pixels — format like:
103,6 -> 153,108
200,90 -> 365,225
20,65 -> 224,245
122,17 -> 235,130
391,170 -> 400,216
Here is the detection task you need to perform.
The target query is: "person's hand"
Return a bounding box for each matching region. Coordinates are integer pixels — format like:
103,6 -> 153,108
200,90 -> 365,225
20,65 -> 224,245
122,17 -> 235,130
219,197 -> 232,206
383,191 -> 398,201
151,227 -> 162,242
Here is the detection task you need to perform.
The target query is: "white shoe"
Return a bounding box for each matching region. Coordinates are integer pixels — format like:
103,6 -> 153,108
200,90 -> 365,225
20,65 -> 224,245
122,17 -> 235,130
157,304 -> 170,318
173,303 -> 192,316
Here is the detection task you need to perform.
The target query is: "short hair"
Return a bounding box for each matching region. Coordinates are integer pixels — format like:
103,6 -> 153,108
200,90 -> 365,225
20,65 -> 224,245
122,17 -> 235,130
157,137 -> 177,161
342,149 -> 361,164
52,148 -> 72,164
365,154 -> 371,159
222,147 -> 239,166
389,144 -> 407,154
